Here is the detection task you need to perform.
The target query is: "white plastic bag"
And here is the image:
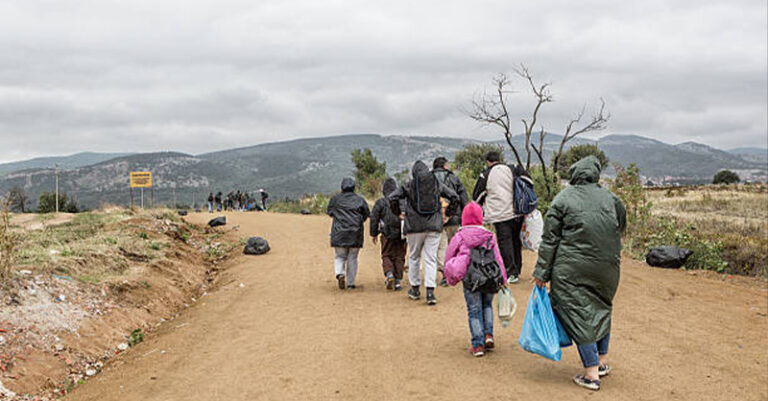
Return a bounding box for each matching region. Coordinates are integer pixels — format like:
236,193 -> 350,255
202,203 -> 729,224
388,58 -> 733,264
497,288 -> 518,328
520,210 -> 543,252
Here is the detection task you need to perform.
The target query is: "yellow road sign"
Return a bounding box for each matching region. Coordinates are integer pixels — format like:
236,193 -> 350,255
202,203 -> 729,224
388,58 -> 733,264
130,171 -> 153,188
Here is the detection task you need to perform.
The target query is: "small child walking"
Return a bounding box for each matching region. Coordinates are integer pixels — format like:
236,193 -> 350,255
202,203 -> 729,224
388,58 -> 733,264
444,202 -> 507,357
370,177 -> 407,291
327,178 -> 370,290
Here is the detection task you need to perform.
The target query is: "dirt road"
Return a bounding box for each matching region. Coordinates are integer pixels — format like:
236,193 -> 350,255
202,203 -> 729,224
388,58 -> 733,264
66,212 -> 768,401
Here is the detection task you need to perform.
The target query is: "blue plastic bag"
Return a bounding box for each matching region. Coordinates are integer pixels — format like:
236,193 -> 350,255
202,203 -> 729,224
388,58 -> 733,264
554,310 -> 572,348
518,286 -> 561,361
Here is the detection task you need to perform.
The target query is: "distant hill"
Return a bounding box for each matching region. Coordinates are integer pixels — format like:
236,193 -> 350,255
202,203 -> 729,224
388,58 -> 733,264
0,152 -> 132,177
728,147 -> 768,164
0,134 -> 765,210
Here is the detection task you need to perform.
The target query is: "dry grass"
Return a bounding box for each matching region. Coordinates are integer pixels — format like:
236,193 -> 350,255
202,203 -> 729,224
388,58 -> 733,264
10,208 -> 194,284
0,200 -> 20,280
647,184 -> 768,276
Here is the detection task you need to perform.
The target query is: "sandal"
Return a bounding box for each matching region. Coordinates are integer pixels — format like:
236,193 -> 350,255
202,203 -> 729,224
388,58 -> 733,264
573,375 -> 601,391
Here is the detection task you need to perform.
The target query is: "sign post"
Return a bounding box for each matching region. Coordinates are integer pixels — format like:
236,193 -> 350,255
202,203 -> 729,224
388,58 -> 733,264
130,171 -> 153,209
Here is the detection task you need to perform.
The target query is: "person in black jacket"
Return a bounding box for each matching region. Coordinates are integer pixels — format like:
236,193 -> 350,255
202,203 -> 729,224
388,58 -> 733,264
207,192 -> 214,213
370,177 -> 407,291
388,161 -> 460,305
432,157 -> 468,286
327,178 -> 370,290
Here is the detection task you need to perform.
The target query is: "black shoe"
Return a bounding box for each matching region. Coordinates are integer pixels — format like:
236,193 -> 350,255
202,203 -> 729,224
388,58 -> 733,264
426,287 -> 437,305
439,277 -> 448,287
394,280 -> 403,291
408,286 -> 420,300
336,274 -> 346,290
346,285 -> 356,290
598,364 -> 611,377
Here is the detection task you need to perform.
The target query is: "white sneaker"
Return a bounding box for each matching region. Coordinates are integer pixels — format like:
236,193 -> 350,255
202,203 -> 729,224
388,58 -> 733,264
507,276 -> 520,284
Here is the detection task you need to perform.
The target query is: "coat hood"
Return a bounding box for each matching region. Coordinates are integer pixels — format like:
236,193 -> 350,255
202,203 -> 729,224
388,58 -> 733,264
461,202 -> 484,226
341,177 -> 356,192
411,160 -> 430,179
382,177 -> 397,196
569,156 -> 601,185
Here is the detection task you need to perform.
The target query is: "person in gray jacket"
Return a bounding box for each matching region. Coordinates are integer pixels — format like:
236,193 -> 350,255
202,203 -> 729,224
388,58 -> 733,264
388,161 -> 460,305
327,178 -> 370,290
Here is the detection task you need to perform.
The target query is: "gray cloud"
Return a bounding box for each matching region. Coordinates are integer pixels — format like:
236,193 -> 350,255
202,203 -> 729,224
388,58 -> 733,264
0,0 -> 765,163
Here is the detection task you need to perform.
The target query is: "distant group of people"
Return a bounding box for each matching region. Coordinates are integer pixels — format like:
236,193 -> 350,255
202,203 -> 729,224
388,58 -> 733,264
325,153 -> 626,391
207,189 -> 269,213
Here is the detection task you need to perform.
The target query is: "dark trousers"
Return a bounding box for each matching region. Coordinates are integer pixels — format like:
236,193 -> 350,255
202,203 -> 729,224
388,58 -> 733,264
381,236 -> 407,280
494,217 -> 524,278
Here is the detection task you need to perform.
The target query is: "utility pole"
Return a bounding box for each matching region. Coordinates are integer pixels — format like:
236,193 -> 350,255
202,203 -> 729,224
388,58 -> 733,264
55,163 -> 59,213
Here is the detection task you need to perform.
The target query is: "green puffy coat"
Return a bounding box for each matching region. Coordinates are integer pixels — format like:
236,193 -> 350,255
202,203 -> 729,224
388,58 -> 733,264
532,156 -> 626,345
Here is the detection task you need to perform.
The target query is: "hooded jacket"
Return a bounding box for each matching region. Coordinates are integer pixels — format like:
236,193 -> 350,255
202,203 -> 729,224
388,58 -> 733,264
388,161 -> 460,234
327,178 -> 370,248
532,156 -> 627,345
443,202 -> 507,286
472,163 -> 519,224
432,167 -> 469,227
370,177 -> 404,240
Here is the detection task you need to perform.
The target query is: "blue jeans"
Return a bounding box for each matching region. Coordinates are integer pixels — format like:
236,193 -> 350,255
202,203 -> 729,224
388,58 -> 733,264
463,288 -> 495,347
576,333 -> 611,368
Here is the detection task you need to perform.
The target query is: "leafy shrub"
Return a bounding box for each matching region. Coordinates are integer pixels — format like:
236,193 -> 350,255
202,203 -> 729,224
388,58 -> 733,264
351,148 -> 387,199
530,165 -> 562,214
609,163 -> 652,230
38,191 -> 79,213
641,217 -> 729,272
454,143 -> 505,193
557,144 -> 609,179
713,170 -> 740,185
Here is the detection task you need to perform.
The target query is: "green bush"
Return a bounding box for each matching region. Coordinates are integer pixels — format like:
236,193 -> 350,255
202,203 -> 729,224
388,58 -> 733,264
528,165 -> 561,215
454,143 -> 505,193
712,170 -> 740,185
557,144 -> 609,179
351,148 -> 387,199
641,217 -> 729,272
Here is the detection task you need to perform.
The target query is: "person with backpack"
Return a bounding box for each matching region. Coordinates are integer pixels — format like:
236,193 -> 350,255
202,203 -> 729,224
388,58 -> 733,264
259,189 -> 269,210
388,161 -> 460,305
472,151 -> 531,284
215,192 -> 223,212
532,156 -> 626,391
370,177 -> 407,291
444,202 -> 507,357
432,157 -> 468,287
207,192 -> 214,213
327,178 -> 370,290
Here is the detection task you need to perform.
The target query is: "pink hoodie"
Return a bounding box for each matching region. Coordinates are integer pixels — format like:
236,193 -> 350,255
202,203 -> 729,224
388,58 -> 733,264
444,202 -> 507,286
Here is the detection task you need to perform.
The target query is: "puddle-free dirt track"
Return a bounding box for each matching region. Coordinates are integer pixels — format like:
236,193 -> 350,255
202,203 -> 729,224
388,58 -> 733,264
66,212 -> 768,401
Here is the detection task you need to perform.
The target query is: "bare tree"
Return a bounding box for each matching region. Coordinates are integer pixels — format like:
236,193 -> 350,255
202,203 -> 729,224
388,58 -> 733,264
467,73 -> 523,166
6,186 -> 28,213
469,64 -> 610,202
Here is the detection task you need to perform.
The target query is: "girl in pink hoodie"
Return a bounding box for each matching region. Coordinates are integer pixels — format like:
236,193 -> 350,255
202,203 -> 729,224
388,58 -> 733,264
444,202 -> 507,357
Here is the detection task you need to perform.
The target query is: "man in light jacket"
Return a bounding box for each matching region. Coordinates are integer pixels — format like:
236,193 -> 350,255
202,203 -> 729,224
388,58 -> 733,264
472,151 -> 523,283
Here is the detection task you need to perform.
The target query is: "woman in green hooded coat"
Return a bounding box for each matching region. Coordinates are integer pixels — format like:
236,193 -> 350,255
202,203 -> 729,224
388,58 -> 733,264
532,155 -> 626,391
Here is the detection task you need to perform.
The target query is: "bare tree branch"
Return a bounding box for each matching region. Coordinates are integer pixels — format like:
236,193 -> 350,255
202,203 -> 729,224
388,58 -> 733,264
468,73 -> 523,165
552,98 -> 610,176
514,64 -> 553,170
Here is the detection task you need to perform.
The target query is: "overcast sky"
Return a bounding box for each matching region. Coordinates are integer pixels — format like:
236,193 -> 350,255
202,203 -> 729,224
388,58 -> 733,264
0,0 -> 765,163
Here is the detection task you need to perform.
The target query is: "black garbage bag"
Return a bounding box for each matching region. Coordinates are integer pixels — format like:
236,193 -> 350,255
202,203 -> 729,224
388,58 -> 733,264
646,246 -> 693,269
300,209 -> 311,215
243,237 -> 270,255
208,216 -> 226,227
178,210 -> 188,216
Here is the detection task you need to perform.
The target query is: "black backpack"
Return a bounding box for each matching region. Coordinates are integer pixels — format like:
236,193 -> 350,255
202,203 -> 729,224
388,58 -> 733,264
463,238 -> 504,293
409,173 -> 441,215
